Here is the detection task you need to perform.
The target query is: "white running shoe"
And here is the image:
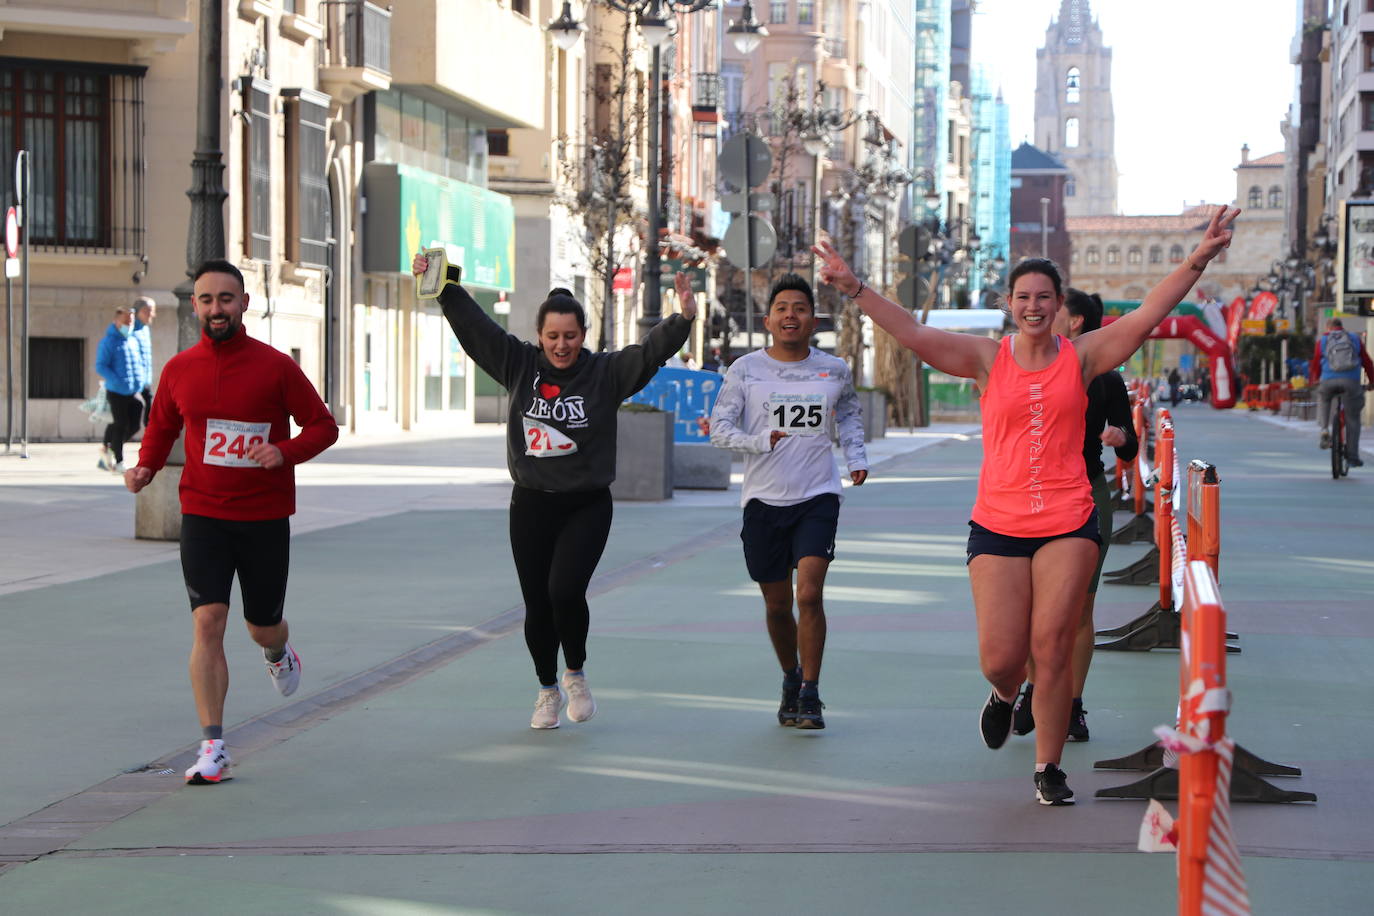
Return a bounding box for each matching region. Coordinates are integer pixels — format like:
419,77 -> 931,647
531,685 -> 565,729
185,739 -> 232,785
265,643 -> 302,697
113,460 -> 126,473
561,671 -> 597,723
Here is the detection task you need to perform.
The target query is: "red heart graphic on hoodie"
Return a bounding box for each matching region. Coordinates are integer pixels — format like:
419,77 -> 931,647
539,383 -> 561,400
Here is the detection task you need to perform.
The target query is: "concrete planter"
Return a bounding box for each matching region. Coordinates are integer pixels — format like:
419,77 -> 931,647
673,442 -> 731,489
611,408 -> 674,500
858,389 -> 887,442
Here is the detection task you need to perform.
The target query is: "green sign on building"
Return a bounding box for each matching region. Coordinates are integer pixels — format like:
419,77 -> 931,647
364,162 -> 515,292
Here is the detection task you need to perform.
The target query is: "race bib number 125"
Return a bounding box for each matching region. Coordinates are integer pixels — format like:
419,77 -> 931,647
205,418 -> 271,468
766,392 -> 827,436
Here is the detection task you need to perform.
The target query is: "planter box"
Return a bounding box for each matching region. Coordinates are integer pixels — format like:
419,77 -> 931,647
612,409 -> 674,500
673,442 -> 730,489
858,389 -> 887,442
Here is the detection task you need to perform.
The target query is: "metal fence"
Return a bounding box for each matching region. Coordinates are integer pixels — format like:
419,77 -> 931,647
321,1 -> 392,76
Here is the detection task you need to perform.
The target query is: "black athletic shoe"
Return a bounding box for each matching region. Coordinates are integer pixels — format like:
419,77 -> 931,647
778,678 -> 801,727
1012,683 -> 1035,735
1034,764 -> 1075,806
980,690 -> 1014,749
1066,698 -> 1090,742
795,688 -> 826,729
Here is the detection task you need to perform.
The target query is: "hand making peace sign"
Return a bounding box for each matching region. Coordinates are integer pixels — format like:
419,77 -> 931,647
811,239 -> 862,299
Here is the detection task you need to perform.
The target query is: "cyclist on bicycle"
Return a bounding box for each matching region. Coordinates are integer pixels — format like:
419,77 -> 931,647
1310,318 -> 1374,467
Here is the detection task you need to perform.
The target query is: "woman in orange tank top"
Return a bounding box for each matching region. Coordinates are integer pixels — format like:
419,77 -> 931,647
812,206 -> 1237,806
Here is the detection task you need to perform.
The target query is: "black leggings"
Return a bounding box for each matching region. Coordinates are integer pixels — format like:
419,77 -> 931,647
103,391 -> 142,462
509,485 -> 613,686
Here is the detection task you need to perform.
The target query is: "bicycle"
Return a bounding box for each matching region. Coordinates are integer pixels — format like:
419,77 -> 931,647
1330,395 -> 1348,479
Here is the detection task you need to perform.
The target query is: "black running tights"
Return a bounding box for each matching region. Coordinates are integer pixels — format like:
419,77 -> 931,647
508,485 -> 613,687
103,391 -> 142,462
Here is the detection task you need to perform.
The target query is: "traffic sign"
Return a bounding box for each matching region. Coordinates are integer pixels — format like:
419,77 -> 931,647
720,191 -> 775,215
5,206 -> 18,258
722,215 -> 777,269
718,132 -> 772,192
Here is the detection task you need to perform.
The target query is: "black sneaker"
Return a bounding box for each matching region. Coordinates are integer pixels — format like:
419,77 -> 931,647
979,690 -> 1013,749
1066,698 -> 1089,742
795,687 -> 826,729
1034,764 -> 1075,806
1012,683 -> 1035,735
778,677 -> 801,727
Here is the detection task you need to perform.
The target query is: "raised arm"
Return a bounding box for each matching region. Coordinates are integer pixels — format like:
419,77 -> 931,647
413,253 -> 528,389
1077,207 -> 1239,379
609,271 -> 698,399
812,240 -> 996,383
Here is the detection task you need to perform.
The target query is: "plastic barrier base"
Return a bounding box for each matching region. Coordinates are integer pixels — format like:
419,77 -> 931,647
1095,761 -> 1316,803
1103,545 -> 1161,585
1096,602 -> 1163,639
1095,605 -> 1240,652
1092,741 -> 1301,777
1110,512 -> 1155,545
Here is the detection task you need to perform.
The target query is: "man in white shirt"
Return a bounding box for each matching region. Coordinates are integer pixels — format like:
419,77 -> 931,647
710,274 -> 868,729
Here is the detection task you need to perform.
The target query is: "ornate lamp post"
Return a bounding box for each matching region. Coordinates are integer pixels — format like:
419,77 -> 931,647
548,0 -> 717,334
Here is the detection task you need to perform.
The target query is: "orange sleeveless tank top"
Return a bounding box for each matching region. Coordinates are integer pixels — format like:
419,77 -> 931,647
972,335 -> 1093,537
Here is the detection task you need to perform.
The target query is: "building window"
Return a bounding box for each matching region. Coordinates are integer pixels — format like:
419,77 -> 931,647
797,0 -> 814,24
1065,67 -> 1080,104
510,0 -> 529,15
1268,185 -> 1282,208
1247,185 -> 1262,208
487,129 -> 510,157
0,61 -> 146,253
770,0 -> 787,24
1086,246 -> 1100,264
1149,245 -> 1162,264
241,77 -> 273,261
284,88 -> 331,269
1106,246 -> 1120,265
29,337 -> 83,398
1128,246 -> 1142,265
370,89 -> 489,185
1065,178 -> 1076,197
1169,244 -> 1184,263
1065,117 -> 1079,148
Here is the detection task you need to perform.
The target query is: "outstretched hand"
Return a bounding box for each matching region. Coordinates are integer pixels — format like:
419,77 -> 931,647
411,252 -> 429,277
1191,206 -> 1240,266
674,271 -> 698,321
811,239 -> 861,298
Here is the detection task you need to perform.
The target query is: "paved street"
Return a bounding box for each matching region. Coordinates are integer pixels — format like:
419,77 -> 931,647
0,409 -> 1370,914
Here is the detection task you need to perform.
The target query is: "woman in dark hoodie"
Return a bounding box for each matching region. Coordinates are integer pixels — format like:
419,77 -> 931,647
413,253 -> 696,729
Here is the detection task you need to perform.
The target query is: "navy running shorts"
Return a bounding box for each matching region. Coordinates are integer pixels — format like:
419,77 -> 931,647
965,508 -> 1102,564
741,492 -> 840,583
180,513 -> 291,626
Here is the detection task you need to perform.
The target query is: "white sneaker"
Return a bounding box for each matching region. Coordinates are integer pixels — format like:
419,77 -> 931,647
185,739 -> 232,785
561,671 -> 597,723
97,447 -> 114,471
531,685 -> 565,729
113,460 -> 126,473
265,643 -> 301,697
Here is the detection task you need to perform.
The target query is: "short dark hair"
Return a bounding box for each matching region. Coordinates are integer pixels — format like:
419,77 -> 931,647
1006,257 -> 1063,298
1064,288 -> 1104,332
537,287 -> 587,332
1328,318 -> 1344,330
193,259 -> 245,292
767,273 -> 814,311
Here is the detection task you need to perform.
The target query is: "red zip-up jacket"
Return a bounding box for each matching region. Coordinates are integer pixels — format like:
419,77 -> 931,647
137,328 -> 339,520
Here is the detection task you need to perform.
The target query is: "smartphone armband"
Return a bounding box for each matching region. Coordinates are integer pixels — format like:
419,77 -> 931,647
416,248 -> 461,300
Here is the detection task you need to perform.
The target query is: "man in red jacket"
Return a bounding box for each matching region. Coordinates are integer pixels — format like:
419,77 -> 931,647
125,259 -> 338,785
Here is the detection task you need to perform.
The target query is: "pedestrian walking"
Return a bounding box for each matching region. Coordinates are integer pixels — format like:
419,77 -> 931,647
812,205 -> 1238,805
133,296 -> 157,430
412,253 -> 695,729
1011,289 -> 1138,743
94,305 -> 148,472
708,273 -> 867,730
1311,317 -> 1374,467
124,259 -> 339,785
1168,366 -> 1182,407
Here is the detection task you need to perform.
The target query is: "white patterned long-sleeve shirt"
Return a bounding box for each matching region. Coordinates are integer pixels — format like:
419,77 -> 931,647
709,348 -> 868,507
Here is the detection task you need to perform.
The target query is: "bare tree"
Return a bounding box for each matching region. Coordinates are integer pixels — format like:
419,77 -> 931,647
555,14 -> 649,350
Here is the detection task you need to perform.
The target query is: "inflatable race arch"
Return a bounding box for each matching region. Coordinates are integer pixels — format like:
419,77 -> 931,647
1101,300 -> 1239,409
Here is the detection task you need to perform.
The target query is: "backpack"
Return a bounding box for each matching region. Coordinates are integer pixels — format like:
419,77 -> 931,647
1326,330 -> 1358,372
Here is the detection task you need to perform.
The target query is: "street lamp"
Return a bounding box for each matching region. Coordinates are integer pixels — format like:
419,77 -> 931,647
726,0 -> 767,54
545,0 -> 716,334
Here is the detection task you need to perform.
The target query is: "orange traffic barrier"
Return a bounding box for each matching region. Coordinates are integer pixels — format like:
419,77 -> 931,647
1109,394 -> 1154,546
1186,459 -> 1221,582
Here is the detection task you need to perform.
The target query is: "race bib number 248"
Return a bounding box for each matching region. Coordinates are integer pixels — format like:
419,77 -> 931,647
205,418 -> 271,468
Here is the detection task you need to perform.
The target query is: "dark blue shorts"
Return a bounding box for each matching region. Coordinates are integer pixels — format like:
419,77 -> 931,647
741,493 -> 840,583
965,508 -> 1102,564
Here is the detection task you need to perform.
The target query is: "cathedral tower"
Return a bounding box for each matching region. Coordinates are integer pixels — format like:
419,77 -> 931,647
1034,0 -> 1118,217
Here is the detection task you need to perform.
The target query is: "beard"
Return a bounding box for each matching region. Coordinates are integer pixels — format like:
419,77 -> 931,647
202,315 -> 241,341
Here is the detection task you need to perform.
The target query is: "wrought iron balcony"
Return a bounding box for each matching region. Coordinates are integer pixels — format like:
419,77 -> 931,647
319,0 -> 392,103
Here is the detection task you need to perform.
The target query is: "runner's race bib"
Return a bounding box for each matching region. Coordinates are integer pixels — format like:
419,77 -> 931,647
204,418 -> 271,468
522,416 -> 578,457
765,390 -> 828,436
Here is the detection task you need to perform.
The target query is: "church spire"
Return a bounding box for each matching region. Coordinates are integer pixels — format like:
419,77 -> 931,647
1057,0 -> 1091,45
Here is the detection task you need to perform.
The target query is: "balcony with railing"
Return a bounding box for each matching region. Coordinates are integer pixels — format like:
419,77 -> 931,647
318,0 -> 392,104
692,72 -> 721,123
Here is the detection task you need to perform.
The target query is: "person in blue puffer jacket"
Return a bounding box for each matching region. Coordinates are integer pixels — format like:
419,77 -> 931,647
94,305 -> 149,471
